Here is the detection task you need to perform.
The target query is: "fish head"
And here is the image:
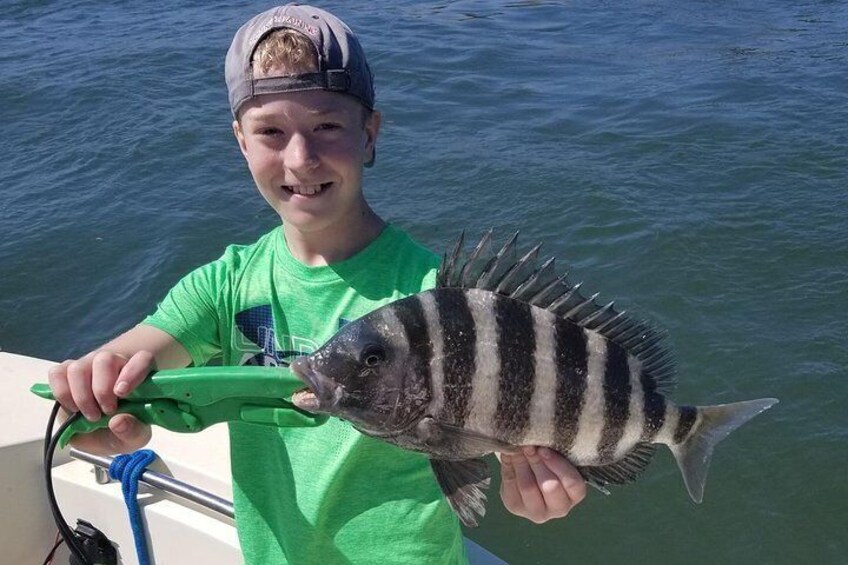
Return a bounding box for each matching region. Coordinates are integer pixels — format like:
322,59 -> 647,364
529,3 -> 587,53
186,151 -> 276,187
290,310 -> 430,435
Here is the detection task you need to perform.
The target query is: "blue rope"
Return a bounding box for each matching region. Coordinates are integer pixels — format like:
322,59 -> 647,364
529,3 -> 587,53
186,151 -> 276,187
108,449 -> 157,565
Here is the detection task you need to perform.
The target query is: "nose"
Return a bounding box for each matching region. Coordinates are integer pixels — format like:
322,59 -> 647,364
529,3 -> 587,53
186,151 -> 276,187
284,133 -> 319,172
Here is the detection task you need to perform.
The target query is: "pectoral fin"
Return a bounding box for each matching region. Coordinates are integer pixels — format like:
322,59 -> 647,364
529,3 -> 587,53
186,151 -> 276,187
417,417 -> 516,456
430,458 -> 492,528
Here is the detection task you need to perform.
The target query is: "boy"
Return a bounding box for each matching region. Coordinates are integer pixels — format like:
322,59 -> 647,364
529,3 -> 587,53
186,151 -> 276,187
48,4 -> 585,563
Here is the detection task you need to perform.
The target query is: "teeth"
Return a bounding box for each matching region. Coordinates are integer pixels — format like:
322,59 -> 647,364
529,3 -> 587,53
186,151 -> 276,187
286,183 -> 327,195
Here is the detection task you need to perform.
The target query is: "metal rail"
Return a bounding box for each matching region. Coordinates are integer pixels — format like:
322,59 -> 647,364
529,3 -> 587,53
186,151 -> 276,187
69,448 -> 234,519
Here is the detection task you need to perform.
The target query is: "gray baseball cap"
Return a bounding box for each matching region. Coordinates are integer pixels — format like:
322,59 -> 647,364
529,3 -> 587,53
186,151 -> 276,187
225,4 -> 375,118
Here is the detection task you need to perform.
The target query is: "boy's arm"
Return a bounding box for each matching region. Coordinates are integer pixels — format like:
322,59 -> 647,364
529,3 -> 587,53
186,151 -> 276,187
47,324 -> 191,455
498,447 -> 587,523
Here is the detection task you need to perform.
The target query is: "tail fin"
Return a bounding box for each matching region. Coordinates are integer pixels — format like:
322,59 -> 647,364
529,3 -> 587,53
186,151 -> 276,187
670,398 -> 778,503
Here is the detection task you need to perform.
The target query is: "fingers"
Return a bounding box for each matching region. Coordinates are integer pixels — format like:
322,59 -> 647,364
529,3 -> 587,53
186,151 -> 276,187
499,453 -> 523,513
526,448 -> 573,518
115,350 -> 155,397
67,359 -> 99,421
499,446 -> 587,524
538,447 -> 587,505
47,360 -> 76,412
46,350 -> 154,423
92,352 -> 125,415
500,450 -> 546,522
512,448 -> 547,519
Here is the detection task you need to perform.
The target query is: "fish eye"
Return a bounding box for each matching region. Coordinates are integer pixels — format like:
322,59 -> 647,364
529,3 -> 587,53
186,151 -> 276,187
360,344 -> 386,368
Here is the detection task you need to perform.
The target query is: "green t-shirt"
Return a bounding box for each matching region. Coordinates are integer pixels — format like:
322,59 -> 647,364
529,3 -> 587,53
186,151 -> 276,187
144,225 -> 467,564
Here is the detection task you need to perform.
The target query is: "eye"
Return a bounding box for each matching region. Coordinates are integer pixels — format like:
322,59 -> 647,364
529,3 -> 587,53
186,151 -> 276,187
316,122 -> 342,131
258,126 -> 284,136
360,344 -> 386,368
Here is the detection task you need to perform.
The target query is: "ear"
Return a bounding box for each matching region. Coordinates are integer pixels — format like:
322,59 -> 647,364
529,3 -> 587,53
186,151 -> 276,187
233,119 -> 249,158
363,110 -> 382,164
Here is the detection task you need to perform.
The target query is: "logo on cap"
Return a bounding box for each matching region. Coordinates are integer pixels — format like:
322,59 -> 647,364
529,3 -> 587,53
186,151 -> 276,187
248,13 -> 319,47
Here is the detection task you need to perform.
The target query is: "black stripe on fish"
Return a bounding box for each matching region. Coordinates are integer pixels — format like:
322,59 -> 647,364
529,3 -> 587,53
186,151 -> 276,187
435,288 -> 476,426
641,387 -> 667,442
553,318 -> 588,453
390,296 -> 433,389
673,405 -> 698,444
597,342 -> 632,461
494,296 -> 536,442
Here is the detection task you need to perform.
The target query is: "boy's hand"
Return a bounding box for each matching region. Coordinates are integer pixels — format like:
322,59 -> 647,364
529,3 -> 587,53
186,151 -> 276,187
57,412 -> 153,455
47,350 -> 154,454
499,446 -> 587,524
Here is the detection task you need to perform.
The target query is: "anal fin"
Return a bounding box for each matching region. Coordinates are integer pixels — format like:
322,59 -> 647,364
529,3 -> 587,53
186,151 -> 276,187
577,443 -> 657,491
430,458 -> 492,528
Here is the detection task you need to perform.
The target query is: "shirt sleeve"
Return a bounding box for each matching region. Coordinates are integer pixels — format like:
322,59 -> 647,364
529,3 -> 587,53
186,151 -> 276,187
142,258 -> 229,366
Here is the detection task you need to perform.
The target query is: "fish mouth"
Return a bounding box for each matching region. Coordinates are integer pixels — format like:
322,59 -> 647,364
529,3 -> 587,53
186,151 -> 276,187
289,356 -> 338,413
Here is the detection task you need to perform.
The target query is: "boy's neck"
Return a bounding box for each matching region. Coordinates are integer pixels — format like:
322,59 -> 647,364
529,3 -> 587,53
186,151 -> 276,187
283,206 -> 386,267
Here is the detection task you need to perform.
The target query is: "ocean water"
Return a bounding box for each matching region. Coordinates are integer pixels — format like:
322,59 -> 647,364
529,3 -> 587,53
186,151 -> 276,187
1,1 -> 846,563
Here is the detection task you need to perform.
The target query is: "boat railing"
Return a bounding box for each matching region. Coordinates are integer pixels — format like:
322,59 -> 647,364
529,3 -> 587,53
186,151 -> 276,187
68,448 -> 235,519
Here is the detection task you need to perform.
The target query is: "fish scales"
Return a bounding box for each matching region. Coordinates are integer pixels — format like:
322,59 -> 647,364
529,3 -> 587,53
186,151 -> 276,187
493,293 -> 536,443
568,332 -> 608,463
597,342 -> 633,462
614,355 -> 646,461
376,305 -> 409,358
387,295 -> 432,391
653,401 -> 680,445
368,305 -> 414,417
521,305 -> 558,447
673,405 -> 699,444
640,380 -> 667,442
464,289 -> 501,435
289,231 -> 778,527
433,288 -> 475,427
552,317 -> 588,453
418,292 -> 446,419
429,288 -> 641,465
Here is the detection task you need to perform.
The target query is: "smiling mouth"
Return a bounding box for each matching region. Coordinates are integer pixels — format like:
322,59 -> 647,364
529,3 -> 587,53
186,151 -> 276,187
283,182 -> 333,196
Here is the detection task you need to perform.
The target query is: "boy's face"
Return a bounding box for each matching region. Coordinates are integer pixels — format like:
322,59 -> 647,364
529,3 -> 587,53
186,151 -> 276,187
233,90 -> 380,234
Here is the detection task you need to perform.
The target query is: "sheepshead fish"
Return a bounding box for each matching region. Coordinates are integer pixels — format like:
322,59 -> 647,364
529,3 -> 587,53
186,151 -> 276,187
290,231 -> 778,527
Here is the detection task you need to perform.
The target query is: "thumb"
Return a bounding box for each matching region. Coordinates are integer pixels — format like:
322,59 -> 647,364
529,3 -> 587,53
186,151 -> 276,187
107,414 -> 152,453
67,414 -> 152,456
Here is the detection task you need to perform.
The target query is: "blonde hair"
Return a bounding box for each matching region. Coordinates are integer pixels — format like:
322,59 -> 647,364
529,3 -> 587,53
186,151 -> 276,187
252,29 -> 319,77
249,28 -> 372,124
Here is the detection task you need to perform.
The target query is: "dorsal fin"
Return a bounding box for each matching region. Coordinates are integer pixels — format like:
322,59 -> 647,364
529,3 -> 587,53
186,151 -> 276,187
459,228 -> 494,287
477,231 -> 519,290
437,230 -> 465,288
511,256 -> 557,301
437,230 -> 676,393
496,242 -> 542,295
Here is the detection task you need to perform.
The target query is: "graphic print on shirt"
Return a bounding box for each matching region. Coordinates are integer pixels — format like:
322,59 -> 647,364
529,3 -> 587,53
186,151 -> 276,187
234,304 -> 318,367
